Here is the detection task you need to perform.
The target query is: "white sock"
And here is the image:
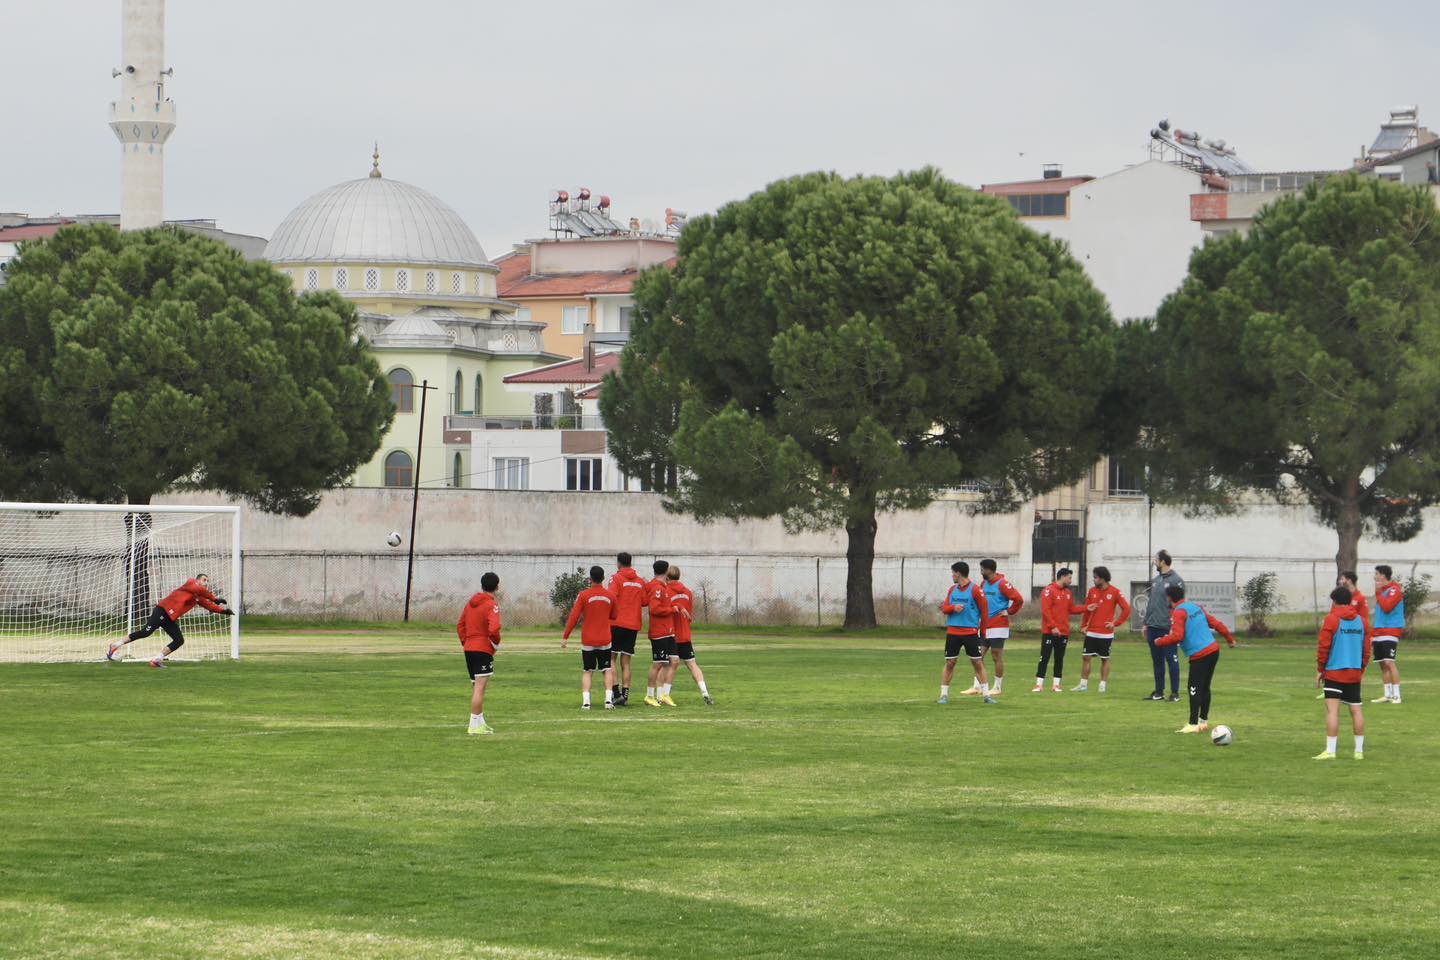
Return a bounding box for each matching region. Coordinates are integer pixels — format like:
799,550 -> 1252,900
941,684 -> 950,698
993,677 -> 1003,692
1393,684 -> 1401,700
661,684 -> 672,697
1077,680 -> 1088,690
646,686 -> 656,698
1384,683 -> 1393,698
1035,677 -> 1044,687
582,690 -> 591,706
969,678 -> 980,690
1053,678 -> 1062,687
698,681 -> 709,697
1355,735 -> 1365,752
980,682 -> 989,695
1326,736 -> 1338,754
604,688 -> 613,703
469,713 -> 482,729
1099,680 -> 1108,693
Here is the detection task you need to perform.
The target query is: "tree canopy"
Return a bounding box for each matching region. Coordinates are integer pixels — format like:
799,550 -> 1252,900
602,168 -> 1125,627
0,224 -> 393,513
1135,174 -> 1440,573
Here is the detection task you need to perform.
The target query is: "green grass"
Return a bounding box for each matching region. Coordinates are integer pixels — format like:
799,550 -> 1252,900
2,630 -> 1437,959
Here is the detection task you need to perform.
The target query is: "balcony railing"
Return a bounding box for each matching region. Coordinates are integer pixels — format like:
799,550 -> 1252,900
445,414 -> 605,431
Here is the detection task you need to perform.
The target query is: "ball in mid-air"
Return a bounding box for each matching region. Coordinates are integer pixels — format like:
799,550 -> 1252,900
1210,724 -> 1233,746
386,531 -> 402,548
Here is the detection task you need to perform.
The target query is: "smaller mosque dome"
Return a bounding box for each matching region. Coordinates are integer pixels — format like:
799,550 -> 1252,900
265,156 -> 491,268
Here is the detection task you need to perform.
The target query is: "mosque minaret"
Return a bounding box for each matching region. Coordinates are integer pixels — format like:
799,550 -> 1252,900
108,0 -> 176,230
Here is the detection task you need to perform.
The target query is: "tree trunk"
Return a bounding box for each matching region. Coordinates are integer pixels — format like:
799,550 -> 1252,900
844,510 -> 878,630
1335,491 -> 1362,578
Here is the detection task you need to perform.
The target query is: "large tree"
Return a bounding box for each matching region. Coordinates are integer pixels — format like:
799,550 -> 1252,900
602,169 -> 1123,628
0,224 -> 393,512
1136,174 -> 1440,574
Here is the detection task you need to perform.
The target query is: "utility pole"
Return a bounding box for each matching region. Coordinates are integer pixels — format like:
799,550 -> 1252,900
403,379 -> 437,622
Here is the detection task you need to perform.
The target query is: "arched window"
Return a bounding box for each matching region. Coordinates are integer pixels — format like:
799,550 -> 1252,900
453,452 -> 464,488
396,268 -> 410,292
383,450 -> 413,487
453,370 -> 464,414
334,267 -> 348,290
387,368 -> 414,413
473,373 -> 483,415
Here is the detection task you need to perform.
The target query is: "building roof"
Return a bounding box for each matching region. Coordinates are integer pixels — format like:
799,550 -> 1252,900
494,249 -> 644,298
0,222 -> 71,242
979,176 -> 1093,196
264,173 -> 492,268
1356,137 -> 1440,170
502,351 -> 621,385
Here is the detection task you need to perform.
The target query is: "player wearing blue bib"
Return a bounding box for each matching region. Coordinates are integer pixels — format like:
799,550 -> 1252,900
1154,584 -> 1235,734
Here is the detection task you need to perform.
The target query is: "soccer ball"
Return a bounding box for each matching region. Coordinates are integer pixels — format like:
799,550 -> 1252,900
110,644 -> 127,662
1211,725 -> 1233,746
386,531 -> 402,548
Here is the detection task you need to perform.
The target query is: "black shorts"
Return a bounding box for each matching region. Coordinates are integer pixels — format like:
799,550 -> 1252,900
676,641 -> 696,661
983,634 -> 1007,650
945,633 -> 984,661
611,627 -> 638,656
581,646 -> 612,673
1372,639 -> 1399,662
1324,681 -> 1362,706
1083,635 -> 1113,659
464,650 -> 494,679
650,636 -> 677,663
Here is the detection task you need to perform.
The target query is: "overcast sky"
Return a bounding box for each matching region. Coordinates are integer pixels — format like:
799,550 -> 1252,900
5,0 -> 1439,257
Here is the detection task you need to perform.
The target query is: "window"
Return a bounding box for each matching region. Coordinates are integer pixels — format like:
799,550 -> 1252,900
305,268 -> 319,291
1005,194 -> 1067,217
516,307 -> 532,324
383,450 -> 413,488
334,267 -> 348,290
473,373 -> 483,415
567,457 -> 603,491
396,268 -> 410,292
476,274 -> 487,295
1108,459 -> 1143,496
387,368 -> 415,413
618,306 -> 634,332
425,270 -> 437,293
365,268 -> 379,291
452,452 -> 464,488
561,305 -> 589,334
493,457 -> 530,490
453,370 -> 464,414
451,272 -> 463,294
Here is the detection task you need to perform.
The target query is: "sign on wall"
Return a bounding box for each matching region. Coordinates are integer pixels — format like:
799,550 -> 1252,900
1129,580 -> 1237,632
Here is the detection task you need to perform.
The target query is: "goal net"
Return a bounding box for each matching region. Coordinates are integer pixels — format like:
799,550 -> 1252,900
0,503 -> 241,663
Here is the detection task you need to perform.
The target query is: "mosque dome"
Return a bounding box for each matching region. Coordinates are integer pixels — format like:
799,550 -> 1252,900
264,156 -> 491,269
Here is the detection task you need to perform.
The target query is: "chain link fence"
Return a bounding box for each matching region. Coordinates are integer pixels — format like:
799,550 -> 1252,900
241,551 -> 1022,627
241,551 -> 1440,628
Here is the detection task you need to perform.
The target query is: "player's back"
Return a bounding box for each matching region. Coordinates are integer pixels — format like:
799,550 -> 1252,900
608,567 -> 646,629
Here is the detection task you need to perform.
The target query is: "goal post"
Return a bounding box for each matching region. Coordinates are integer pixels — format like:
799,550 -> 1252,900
0,502 -> 242,663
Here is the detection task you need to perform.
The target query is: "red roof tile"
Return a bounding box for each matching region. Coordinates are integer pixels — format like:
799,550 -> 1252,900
0,223 -> 70,241
503,351 -> 620,385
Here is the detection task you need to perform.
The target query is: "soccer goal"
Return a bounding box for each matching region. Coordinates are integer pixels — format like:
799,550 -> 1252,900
0,503 -> 241,663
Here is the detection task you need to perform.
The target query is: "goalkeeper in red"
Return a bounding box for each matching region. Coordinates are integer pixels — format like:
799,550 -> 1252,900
107,574 -> 232,668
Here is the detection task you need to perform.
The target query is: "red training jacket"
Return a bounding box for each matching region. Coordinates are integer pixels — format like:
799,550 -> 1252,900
563,584 -> 616,647
1080,585 -> 1131,637
983,574 -> 1025,632
159,579 -> 225,621
940,581 -> 989,637
1374,582 -> 1404,638
1318,603 -> 1372,683
645,577 -> 675,639
457,592 -> 502,654
1040,582 -> 1087,637
1154,604 -> 1235,661
668,579 -> 694,643
606,567 -> 647,630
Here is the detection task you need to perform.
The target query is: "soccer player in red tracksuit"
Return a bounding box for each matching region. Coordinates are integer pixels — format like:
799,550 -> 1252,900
938,561 -> 994,705
666,565 -> 714,705
643,560 -> 678,708
562,566 -> 617,711
964,558 -> 1024,696
1315,586 -> 1371,760
1073,565 -> 1131,692
1371,565 -> 1404,704
458,572 -> 502,735
1154,583 -> 1235,733
607,552 -> 647,706
1034,567 -> 1087,692
1325,571 -> 1371,701
107,574 -> 233,667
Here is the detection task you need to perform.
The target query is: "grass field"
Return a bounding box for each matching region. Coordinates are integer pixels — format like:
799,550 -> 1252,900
2,627 -> 1437,959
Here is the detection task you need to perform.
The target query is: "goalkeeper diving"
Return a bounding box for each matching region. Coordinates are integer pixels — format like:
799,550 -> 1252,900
107,574 -> 234,667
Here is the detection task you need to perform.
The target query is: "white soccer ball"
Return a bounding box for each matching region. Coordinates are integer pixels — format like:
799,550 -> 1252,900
1211,724 -> 1233,746
110,645 -> 127,662
386,531 -> 403,548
